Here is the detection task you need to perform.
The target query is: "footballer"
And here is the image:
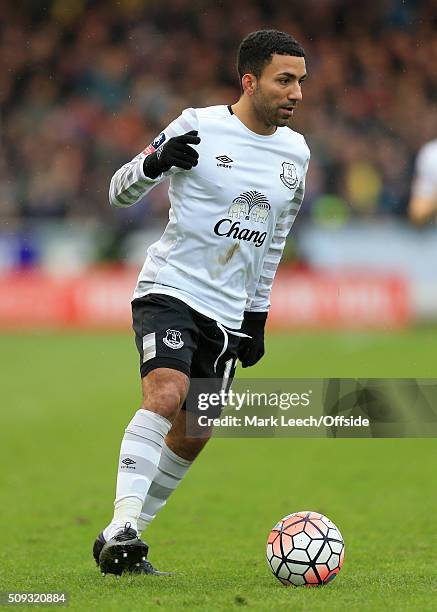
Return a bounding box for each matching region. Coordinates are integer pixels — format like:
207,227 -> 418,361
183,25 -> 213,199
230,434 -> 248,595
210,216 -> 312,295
408,138 -> 437,224
93,29 -> 310,575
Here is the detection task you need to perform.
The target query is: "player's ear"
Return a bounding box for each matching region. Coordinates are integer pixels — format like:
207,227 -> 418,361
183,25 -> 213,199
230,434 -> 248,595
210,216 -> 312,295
242,73 -> 257,96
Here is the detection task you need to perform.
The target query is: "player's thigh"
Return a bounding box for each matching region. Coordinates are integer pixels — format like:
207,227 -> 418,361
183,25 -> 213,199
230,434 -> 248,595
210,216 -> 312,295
132,294 -> 198,414
192,317 -> 239,387
186,316 -> 239,417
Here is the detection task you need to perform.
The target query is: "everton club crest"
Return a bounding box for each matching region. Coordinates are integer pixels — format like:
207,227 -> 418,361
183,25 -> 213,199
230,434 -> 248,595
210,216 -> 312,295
280,162 -> 299,189
163,329 -> 184,349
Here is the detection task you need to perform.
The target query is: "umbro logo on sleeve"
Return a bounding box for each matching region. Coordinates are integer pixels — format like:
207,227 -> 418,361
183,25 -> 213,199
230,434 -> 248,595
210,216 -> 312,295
216,155 -> 233,168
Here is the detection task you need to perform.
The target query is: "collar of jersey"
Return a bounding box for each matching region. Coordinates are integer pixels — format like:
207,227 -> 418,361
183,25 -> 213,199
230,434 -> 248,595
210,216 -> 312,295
228,105 -> 280,140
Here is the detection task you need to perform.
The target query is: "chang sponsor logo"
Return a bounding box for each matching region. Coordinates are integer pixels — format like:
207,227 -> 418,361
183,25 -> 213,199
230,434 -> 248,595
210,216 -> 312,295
213,191 -> 270,247
228,191 -> 271,223
214,220 -> 267,247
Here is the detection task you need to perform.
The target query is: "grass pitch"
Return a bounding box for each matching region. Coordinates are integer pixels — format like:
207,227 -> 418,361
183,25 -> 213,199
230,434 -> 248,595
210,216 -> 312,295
1,328 -> 436,611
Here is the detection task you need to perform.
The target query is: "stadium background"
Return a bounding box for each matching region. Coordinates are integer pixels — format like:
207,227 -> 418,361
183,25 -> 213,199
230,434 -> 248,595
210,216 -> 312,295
1,1 -> 437,610
1,0 -> 437,328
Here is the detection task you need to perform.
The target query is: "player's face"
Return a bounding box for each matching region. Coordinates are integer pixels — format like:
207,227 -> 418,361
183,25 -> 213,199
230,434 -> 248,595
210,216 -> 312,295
252,54 -> 307,128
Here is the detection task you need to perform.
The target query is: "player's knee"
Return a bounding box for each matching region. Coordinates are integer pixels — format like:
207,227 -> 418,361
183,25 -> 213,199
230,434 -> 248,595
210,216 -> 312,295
141,368 -> 189,420
143,389 -> 181,419
141,387 -> 185,419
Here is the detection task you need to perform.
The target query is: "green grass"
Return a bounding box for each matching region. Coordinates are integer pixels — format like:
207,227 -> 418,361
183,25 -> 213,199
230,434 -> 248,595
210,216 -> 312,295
1,329 -> 436,611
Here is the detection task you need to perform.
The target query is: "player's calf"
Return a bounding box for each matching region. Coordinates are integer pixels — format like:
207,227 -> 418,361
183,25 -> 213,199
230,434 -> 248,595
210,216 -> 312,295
165,407 -> 212,461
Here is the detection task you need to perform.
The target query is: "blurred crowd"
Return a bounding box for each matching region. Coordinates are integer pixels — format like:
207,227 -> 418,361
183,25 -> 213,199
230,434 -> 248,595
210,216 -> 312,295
1,0 -> 437,229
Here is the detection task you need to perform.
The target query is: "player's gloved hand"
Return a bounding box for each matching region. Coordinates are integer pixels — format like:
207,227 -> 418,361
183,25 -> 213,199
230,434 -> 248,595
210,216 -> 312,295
143,130 -> 201,179
237,311 -> 268,368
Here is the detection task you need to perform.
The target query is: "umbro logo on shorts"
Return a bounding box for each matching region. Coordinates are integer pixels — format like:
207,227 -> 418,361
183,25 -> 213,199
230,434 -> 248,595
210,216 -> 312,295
216,155 -> 233,168
163,329 -> 184,349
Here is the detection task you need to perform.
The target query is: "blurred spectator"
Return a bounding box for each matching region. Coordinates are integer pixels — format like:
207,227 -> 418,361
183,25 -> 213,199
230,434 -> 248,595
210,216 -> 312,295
1,0 -> 437,229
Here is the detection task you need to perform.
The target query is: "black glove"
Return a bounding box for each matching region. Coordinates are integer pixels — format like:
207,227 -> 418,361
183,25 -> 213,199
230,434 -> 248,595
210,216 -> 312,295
143,130 -> 201,178
237,311 -> 268,368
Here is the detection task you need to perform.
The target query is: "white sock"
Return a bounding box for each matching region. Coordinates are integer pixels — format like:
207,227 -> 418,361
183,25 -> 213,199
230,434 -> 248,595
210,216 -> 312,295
137,441 -> 192,535
103,409 -> 171,541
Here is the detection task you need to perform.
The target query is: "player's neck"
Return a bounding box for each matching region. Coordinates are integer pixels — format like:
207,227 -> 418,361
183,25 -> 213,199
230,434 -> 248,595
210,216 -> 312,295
231,99 -> 276,136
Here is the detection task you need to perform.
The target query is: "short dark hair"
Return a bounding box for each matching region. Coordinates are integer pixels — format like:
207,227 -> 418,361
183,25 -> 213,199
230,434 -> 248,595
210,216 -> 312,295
237,29 -> 305,79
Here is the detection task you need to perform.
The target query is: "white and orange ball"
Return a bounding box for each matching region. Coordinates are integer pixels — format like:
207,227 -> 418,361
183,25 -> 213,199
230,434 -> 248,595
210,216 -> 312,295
266,511 -> 345,587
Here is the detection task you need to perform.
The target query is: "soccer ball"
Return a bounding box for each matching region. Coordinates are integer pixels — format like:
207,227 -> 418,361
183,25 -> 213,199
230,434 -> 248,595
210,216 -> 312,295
266,511 -> 344,586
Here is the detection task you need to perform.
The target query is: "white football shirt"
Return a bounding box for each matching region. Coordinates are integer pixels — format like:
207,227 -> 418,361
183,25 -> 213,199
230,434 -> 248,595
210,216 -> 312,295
411,139 -> 437,199
110,105 -> 310,328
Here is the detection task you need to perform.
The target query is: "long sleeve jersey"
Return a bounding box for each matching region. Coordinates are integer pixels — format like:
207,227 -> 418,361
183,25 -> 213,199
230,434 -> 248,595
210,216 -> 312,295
110,105 -> 310,328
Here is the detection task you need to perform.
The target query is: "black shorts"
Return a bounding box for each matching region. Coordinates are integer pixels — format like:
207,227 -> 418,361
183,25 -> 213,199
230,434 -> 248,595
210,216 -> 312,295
132,294 -> 239,411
